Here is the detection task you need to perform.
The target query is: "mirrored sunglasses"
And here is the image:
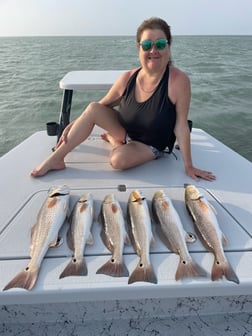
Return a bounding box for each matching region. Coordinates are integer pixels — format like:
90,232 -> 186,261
139,38 -> 169,52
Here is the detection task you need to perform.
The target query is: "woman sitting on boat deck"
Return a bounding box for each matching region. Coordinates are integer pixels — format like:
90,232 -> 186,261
31,17 -> 215,181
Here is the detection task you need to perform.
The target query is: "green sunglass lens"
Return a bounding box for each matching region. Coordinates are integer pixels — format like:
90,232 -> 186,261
140,39 -> 167,51
141,40 -> 152,51
155,39 -> 167,50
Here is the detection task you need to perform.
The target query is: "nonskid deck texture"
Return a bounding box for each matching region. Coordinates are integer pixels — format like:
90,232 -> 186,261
0,128 -> 252,335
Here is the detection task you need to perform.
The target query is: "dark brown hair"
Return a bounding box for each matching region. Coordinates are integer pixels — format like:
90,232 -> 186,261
136,17 -> 172,45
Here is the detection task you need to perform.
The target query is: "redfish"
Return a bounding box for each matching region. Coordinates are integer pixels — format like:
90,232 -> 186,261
185,184 -> 239,284
152,190 -> 206,280
96,194 -> 129,277
127,190 -> 157,284
60,193 -> 94,278
4,185 -> 70,291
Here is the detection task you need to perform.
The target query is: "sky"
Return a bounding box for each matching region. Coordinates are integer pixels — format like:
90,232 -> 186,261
0,0 -> 252,36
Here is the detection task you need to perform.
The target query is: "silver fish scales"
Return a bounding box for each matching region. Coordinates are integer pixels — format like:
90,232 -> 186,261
127,190 -> 157,284
60,193 -> 94,278
185,184 -> 239,284
4,185 -> 70,291
97,194 -> 129,277
152,190 -> 206,281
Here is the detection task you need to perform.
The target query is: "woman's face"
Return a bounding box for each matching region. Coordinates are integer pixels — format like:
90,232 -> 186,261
138,28 -> 170,73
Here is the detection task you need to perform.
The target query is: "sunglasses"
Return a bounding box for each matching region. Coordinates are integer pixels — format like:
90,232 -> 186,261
139,38 -> 169,51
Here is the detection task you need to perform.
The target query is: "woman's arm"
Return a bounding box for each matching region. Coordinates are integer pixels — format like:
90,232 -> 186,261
171,67 -> 215,181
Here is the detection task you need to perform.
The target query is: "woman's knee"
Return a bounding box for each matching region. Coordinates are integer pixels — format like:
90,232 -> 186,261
83,101 -> 100,115
109,150 -> 128,170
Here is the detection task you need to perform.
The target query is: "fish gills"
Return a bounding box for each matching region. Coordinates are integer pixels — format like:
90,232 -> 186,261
127,190 -> 157,284
185,184 -> 239,284
4,185 -> 70,291
96,194 -> 129,277
152,190 -> 206,281
59,193 -> 94,279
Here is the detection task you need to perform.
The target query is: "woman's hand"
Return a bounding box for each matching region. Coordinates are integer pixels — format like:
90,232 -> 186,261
186,166 -> 216,182
56,121 -> 74,148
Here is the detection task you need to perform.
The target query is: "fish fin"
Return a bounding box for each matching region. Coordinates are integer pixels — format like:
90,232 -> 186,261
175,258 -> 207,281
128,260 -> 157,284
100,229 -> 113,252
124,233 -> 131,245
30,223 -> 37,241
86,233 -> 94,245
211,258 -> 239,284
3,266 -> 39,291
96,258 -> 129,277
150,234 -> 155,247
186,204 -> 197,222
59,256 -> 87,278
66,226 -> 74,251
49,236 -> 63,248
222,233 -> 228,246
209,203 -> 218,215
63,202 -> 69,215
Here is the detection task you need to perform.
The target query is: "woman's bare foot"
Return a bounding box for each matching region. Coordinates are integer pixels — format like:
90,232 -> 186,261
30,158 -> 66,177
100,133 -> 123,148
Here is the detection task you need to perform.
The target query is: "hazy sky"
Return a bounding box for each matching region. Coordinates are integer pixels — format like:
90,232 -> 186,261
0,0 -> 252,36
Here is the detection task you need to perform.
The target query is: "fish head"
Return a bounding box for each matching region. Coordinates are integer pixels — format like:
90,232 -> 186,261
152,190 -> 166,201
103,194 -> 115,204
48,185 -> 70,197
184,184 -> 201,202
79,193 -> 93,203
128,190 -> 144,204
152,190 -> 171,213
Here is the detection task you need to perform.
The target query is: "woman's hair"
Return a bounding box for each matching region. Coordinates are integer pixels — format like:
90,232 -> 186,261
136,17 -> 172,45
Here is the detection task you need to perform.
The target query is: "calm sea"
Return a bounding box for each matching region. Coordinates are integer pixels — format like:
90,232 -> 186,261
0,36 -> 251,161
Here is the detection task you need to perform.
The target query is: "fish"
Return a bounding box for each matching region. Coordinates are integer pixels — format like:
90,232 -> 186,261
127,190 -> 157,284
59,193 -> 94,279
3,185 -> 70,291
184,184 -> 239,284
152,190 -> 206,280
96,194 -> 129,277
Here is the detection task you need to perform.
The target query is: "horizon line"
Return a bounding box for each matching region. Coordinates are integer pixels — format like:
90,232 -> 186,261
0,33 -> 251,38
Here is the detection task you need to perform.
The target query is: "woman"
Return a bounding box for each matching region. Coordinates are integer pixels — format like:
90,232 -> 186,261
31,17 -> 215,181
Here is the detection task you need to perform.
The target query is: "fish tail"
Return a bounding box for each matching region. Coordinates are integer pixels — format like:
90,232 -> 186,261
59,256 -> 87,279
96,258 -> 129,277
128,260 -> 157,285
175,258 -> 207,281
3,266 -> 39,291
211,257 -> 240,284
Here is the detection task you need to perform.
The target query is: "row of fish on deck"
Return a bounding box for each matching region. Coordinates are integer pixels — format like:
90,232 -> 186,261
3,185 -> 239,291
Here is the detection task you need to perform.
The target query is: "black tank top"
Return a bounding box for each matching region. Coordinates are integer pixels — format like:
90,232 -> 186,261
118,66 -> 176,152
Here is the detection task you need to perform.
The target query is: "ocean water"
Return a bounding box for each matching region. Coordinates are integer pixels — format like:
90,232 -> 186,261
0,35 -> 251,161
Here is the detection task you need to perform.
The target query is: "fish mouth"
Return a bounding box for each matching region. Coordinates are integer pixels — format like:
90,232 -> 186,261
132,197 -> 145,203
48,185 -> 70,197
78,193 -> 92,203
131,190 -> 145,203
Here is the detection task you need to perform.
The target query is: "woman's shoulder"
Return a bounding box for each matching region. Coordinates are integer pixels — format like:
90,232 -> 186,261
113,68 -> 140,93
169,66 -> 190,84
168,66 -> 191,104
119,68 -> 140,82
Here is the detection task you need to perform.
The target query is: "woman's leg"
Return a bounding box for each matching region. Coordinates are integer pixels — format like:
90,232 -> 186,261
31,102 -> 125,177
109,141 -> 156,170
100,133 -> 124,148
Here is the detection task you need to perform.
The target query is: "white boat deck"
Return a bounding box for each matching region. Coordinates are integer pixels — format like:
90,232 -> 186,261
0,71 -> 252,335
